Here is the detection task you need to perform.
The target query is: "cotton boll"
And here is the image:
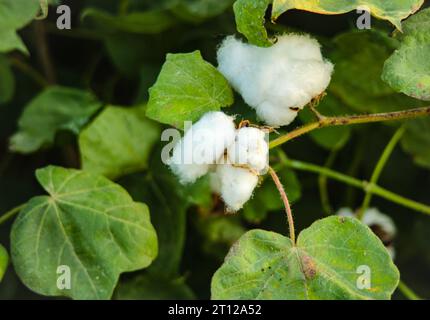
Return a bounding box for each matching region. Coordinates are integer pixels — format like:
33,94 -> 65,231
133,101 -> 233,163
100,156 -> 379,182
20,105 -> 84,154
168,111 -> 236,184
337,207 -> 396,259
217,34 -> 334,127
227,127 -> 269,173
362,208 -> 397,238
216,164 -> 259,212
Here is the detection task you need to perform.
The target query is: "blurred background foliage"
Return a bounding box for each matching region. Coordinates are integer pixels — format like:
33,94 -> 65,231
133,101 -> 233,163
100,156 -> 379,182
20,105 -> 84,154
0,0 -> 429,299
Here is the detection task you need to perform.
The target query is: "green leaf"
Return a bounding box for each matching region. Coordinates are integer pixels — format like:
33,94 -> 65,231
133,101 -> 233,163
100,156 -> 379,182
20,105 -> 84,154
243,167 -> 301,223
299,96 -> 352,150
173,0 -> 234,22
401,117 -> 430,170
0,244 -> 7,282
82,8 -> 176,34
0,54 -> 15,104
233,0 -> 273,47
271,0 -> 424,30
196,215 -> 246,260
146,51 -> 234,128
382,8 -> 430,101
120,151 -> 212,278
0,29 -> 28,54
329,30 -> 424,113
211,216 -> 399,299
0,0 -> 39,30
115,274 -> 195,300
79,106 -> 161,180
11,166 -> 158,300
10,86 -> 102,154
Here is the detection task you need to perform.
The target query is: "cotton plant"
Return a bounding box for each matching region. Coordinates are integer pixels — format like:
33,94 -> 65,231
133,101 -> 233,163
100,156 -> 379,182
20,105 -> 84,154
168,111 -> 269,212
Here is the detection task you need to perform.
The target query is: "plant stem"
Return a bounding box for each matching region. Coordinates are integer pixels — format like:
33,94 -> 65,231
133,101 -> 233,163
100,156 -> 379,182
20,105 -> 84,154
357,127 -> 405,220
8,57 -> 49,88
268,166 -> 296,244
0,204 -> 25,226
319,150 -> 337,215
34,20 -> 56,84
270,107 -> 430,149
398,280 -> 422,300
279,157 -> 430,216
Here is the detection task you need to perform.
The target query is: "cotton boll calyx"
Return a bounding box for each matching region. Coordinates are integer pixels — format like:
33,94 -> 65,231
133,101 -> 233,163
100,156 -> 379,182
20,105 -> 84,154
215,164 -> 259,212
217,34 -> 334,127
168,111 -> 236,184
227,127 -> 269,174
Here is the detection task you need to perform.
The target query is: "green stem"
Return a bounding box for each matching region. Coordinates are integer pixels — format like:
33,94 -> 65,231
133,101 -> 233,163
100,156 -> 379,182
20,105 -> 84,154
8,57 -> 49,88
268,166 -> 296,244
398,280 -> 422,300
358,127 -> 405,220
279,157 -> 430,216
319,150 -> 337,216
0,204 -> 25,226
270,107 -> 430,149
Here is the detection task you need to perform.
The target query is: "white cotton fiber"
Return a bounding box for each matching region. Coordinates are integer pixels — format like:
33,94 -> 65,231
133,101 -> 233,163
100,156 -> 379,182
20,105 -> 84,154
217,34 -> 334,127
215,164 -> 259,212
227,127 -> 269,174
362,208 -> 397,237
168,111 -> 236,184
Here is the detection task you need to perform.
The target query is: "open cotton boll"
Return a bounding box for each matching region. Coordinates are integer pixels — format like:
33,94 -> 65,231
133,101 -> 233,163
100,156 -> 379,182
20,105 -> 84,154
168,111 -> 236,184
217,34 -> 334,127
227,127 -> 269,173
216,164 -> 259,212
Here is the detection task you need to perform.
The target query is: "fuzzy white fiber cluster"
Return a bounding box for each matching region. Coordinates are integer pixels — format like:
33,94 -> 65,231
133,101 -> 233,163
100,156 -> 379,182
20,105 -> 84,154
168,111 -> 236,184
168,112 -> 269,211
337,207 -> 397,258
217,34 -> 334,127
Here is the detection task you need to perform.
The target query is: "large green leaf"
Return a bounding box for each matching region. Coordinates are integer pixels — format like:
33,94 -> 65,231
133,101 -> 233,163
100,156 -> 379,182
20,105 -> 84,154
329,30 -> 424,113
382,8 -> 430,101
146,51 -> 234,128
233,0 -> 273,47
0,54 -> 14,104
120,151 -> 212,278
299,96 -> 352,150
0,244 -> 7,282
0,29 -> 28,54
79,106 -> 160,180
115,274 -> 195,300
10,86 -> 102,153
211,216 -> 399,299
82,8 -> 176,34
401,118 -> 430,170
11,166 -> 158,300
272,0 -> 424,30
0,0 -> 39,30
243,167 -> 301,223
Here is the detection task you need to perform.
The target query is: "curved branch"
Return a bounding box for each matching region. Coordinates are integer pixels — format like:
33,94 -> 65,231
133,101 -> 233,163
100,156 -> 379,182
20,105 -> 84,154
270,107 -> 430,149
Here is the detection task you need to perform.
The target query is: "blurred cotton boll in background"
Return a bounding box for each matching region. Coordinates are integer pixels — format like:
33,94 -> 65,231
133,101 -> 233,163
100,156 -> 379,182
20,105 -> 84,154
217,34 -> 334,127
337,207 -> 397,259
